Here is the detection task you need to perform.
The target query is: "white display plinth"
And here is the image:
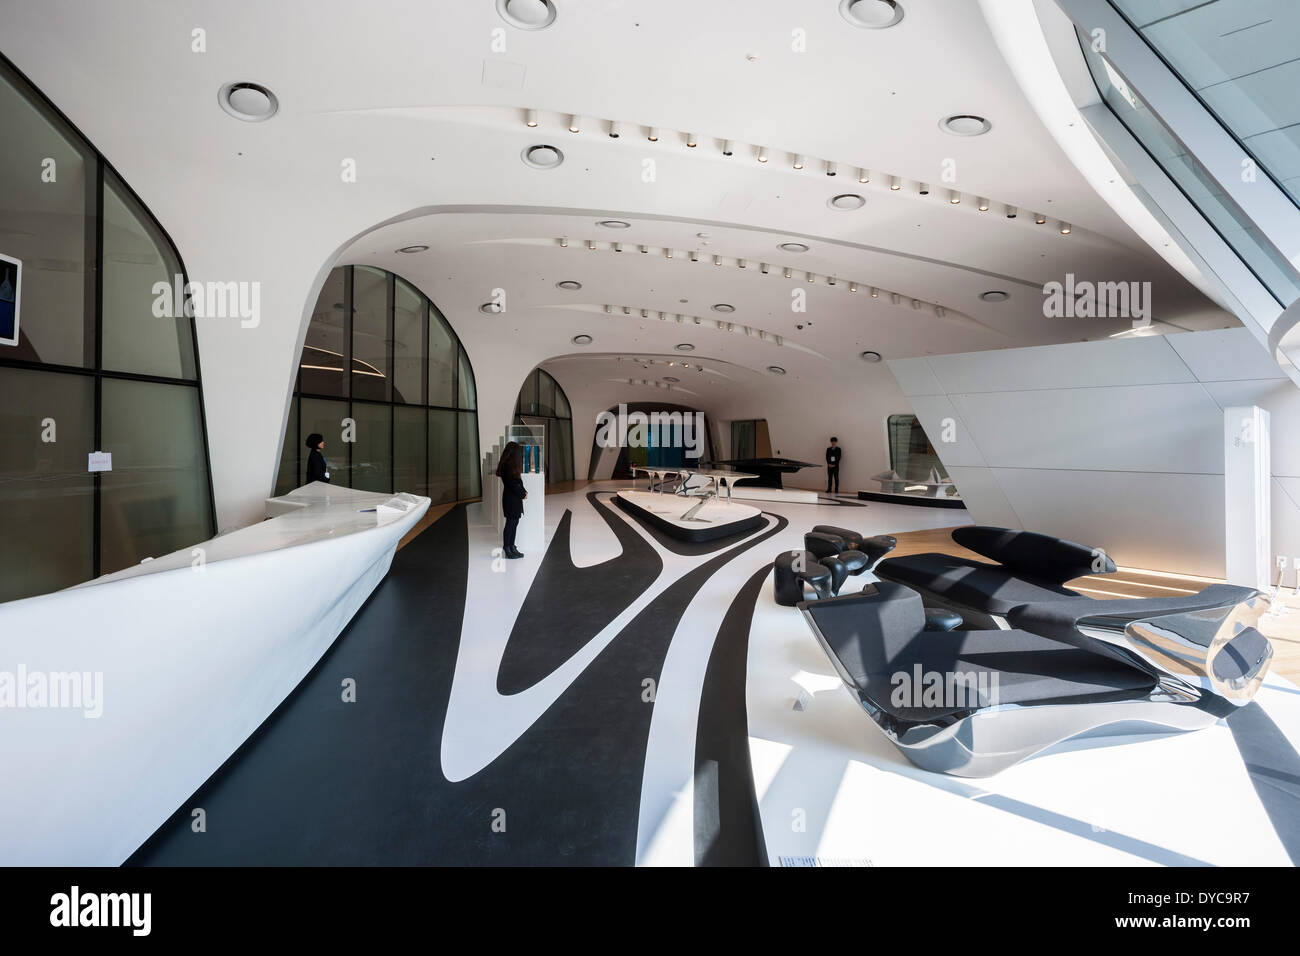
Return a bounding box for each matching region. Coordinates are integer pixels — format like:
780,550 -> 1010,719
1224,406 -> 1270,591
494,472 -> 546,553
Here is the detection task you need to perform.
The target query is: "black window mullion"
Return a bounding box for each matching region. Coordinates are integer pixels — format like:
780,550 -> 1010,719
91,156 -> 104,578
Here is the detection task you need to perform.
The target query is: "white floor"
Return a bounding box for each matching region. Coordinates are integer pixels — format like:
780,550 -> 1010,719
449,481 -> 1300,866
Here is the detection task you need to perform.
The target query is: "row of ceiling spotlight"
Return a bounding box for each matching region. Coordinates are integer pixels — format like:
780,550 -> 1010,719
522,110 -> 1071,235
561,238 -> 957,316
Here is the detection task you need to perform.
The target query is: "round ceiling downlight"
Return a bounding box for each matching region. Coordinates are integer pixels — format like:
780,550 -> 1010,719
829,193 -> 866,210
218,82 -> 278,122
840,0 -> 904,29
521,144 -> 564,169
571,333 -> 593,345
675,343 -> 696,352
711,303 -> 735,313
596,219 -> 631,229
860,350 -> 883,363
662,375 -> 680,383
767,365 -> 787,375
556,280 -> 582,290
940,114 -> 992,136
479,302 -> 504,314
979,290 -> 1009,302
496,0 -> 556,30
397,245 -> 428,254
778,242 -> 810,253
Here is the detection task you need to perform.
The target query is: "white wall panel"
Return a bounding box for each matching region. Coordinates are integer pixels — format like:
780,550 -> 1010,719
904,395 -> 989,467
926,334 -> 1193,393
950,383 -> 1224,473
992,467 -> 1226,577
890,328 -> 1300,576
887,357 -> 944,397
1169,327 -> 1288,382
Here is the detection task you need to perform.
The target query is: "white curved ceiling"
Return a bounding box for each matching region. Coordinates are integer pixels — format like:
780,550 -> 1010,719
2,0 -> 1236,392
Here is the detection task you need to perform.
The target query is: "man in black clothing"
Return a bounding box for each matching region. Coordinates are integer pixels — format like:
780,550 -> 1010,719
825,436 -> 841,494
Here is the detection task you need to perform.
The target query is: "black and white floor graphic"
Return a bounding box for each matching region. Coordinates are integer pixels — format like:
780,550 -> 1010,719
129,482 -> 1300,866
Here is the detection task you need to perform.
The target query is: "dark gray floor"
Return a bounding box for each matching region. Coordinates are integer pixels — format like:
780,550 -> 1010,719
129,501 -> 776,866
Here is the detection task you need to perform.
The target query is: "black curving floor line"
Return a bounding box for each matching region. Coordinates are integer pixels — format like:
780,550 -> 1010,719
694,563 -> 773,866
128,500 -> 780,866
497,497 -> 660,695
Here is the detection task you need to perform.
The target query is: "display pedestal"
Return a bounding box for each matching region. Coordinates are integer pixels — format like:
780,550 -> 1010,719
1224,406 -> 1270,591
494,472 -> 545,553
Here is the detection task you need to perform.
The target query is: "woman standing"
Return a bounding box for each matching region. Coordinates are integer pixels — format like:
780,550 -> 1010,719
495,441 -> 527,559
304,433 -> 330,484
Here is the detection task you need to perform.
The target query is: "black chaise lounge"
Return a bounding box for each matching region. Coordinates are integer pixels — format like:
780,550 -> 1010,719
874,526 -> 1109,627
800,581 -> 1273,776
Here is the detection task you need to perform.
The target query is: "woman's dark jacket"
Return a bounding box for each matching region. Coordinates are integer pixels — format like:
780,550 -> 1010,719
306,449 -> 330,484
501,471 -> 525,517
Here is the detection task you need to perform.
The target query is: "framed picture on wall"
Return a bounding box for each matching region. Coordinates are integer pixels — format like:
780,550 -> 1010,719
0,253 -> 20,347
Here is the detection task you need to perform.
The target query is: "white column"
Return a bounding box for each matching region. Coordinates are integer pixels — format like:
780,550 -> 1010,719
1224,406 -> 1271,590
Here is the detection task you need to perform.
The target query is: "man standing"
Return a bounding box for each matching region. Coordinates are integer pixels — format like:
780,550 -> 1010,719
825,436 -> 842,494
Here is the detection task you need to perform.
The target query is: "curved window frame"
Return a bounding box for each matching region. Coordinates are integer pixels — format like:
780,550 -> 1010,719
514,367 -> 574,484
279,264 -> 481,502
0,53 -> 217,596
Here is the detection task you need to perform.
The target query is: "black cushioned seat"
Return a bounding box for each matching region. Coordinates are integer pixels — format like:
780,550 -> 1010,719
773,550 -> 833,606
813,525 -> 865,551
804,583 -> 1154,723
876,552 -> 1081,616
804,531 -> 846,561
860,534 -> 897,568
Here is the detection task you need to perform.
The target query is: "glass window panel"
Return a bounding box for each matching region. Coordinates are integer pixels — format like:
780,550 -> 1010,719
300,397 -> 348,486
351,265 -> 389,401
349,401 -> 391,494
887,413 -> 948,482
552,417 -> 574,484
517,370 -> 536,416
300,268 -> 347,397
428,305 -> 455,407
101,172 -> 195,379
393,278 -> 423,404
0,60 -> 94,368
274,399 -> 299,497
553,379 -> 571,419
99,379 -> 212,574
456,345 -> 476,410
0,367 -> 95,600
458,410 -> 480,499
428,408 -> 457,504
537,371 -> 556,416
393,405 -> 426,497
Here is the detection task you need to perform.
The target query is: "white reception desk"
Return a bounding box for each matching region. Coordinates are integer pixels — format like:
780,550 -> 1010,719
0,482 -> 428,865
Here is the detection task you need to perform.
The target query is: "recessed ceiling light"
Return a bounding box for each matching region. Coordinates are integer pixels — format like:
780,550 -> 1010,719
521,144 -> 564,169
940,114 -> 992,136
662,375 -> 680,383
218,82 -> 278,122
496,0 -> 556,31
675,343 -> 695,352
479,302 -> 504,314
396,245 -> 428,254
778,242 -> 809,253
840,0 -> 904,29
711,303 -> 735,313
860,350 -> 883,363
829,193 -> 866,210
556,280 -> 582,290
979,290 -> 1009,302
571,333 -> 593,345
596,219 -> 630,229
767,365 -> 787,375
